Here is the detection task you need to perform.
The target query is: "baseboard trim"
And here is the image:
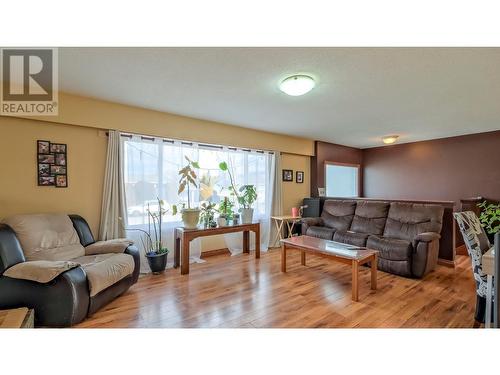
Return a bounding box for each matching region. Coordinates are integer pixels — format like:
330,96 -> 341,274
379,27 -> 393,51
201,248 -> 231,258
438,258 -> 456,268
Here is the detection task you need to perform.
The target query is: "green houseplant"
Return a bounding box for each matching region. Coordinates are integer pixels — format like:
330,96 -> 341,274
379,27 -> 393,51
127,198 -> 169,274
217,197 -> 234,226
200,201 -> 217,228
219,161 -> 258,224
173,156 -> 201,229
478,200 -> 500,241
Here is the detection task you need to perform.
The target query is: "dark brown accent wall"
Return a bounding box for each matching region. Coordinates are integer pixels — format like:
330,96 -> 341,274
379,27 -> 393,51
310,141 -> 363,196
363,130 -> 500,205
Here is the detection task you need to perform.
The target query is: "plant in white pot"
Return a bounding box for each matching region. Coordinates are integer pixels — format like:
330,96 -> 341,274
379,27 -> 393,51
172,156 -> 200,229
219,161 -> 258,224
217,197 -> 234,227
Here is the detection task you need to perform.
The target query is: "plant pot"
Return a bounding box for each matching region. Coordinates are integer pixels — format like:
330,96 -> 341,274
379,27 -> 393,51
217,217 -> 227,227
241,208 -> 254,224
146,252 -> 168,274
182,208 -> 200,229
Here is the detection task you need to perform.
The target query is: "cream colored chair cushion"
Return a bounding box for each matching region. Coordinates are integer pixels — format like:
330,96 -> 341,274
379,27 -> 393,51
4,214 -> 85,261
71,253 -> 134,297
3,260 -> 80,283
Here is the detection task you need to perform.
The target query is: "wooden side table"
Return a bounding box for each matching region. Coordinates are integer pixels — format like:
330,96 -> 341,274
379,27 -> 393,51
174,222 -> 260,275
0,307 -> 34,328
271,216 -> 301,247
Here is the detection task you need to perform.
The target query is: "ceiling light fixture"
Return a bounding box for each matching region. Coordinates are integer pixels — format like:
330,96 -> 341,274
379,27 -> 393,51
279,75 -> 315,96
382,135 -> 399,144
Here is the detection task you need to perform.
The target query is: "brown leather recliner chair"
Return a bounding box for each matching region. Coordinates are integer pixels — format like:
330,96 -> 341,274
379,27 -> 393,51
0,214 -> 140,327
302,200 -> 443,278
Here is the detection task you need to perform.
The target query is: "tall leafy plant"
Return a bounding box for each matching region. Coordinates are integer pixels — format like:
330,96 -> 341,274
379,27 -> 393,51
219,161 -> 258,209
478,200 -> 500,235
173,156 -> 200,214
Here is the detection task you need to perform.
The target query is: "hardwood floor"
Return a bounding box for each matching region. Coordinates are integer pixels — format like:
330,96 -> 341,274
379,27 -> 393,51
76,249 -> 477,328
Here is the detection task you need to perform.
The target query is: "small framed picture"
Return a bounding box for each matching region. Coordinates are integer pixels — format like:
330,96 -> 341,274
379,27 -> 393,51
37,140 -> 50,154
55,153 -> 66,166
55,174 -> 68,188
50,143 -> 67,153
50,165 -> 66,174
38,163 -> 51,176
38,154 -> 55,164
39,176 -> 55,186
282,169 -> 293,182
296,171 -> 304,183
318,187 -> 326,197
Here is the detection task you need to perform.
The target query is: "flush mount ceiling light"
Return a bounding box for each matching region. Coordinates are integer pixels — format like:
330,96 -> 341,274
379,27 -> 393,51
279,75 -> 315,96
382,135 -> 399,144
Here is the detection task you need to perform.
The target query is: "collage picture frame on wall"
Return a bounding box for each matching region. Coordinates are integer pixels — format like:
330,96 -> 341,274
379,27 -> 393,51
37,140 -> 68,187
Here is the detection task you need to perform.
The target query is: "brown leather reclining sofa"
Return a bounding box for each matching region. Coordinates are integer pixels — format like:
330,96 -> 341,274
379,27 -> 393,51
301,200 -> 444,278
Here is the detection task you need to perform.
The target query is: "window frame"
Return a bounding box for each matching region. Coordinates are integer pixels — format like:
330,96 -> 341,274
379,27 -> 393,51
324,161 -> 361,198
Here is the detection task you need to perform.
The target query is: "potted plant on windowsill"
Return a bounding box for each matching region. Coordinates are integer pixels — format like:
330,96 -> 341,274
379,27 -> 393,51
200,201 -> 217,228
219,161 -> 258,224
173,156 -> 201,229
217,197 -> 234,226
127,198 -> 169,274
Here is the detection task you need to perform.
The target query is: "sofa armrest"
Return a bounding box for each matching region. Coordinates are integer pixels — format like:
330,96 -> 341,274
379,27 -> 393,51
3,260 -> 80,283
124,245 -> 140,283
85,239 -> 134,255
415,232 -> 441,243
301,217 -> 324,235
0,266 -> 89,327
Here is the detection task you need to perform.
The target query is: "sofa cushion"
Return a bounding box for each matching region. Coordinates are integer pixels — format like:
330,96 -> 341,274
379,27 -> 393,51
383,203 -> 444,242
367,235 -> 412,261
333,230 -> 369,247
85,239 -> 134,255
3,260 -> 80,283
350,201 -> 389,235
321,200 -> 357,231
306,226 -> 334,240
72,253 -> 134,297
4,214 -> 85,261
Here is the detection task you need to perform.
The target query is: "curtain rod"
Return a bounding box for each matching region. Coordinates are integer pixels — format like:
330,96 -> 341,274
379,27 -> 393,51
109,131 -> 274,154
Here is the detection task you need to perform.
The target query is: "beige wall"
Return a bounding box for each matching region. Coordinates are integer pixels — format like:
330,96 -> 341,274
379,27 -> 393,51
0,116 -> 107,236
282,153 -> 311,215
1,95 -> 312,251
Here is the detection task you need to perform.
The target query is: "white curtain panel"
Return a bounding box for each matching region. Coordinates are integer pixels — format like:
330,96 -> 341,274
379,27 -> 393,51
269,151 -> 283,248
222,149 -> 275,255
99,130 -> 127,240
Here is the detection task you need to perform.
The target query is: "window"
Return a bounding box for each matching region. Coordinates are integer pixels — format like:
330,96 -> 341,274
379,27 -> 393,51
324,162 -> 360,197
122,136 -> 273,227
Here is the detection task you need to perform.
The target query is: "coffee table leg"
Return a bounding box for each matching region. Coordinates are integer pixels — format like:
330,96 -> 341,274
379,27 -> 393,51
371,254 -> 378,290
254,225 -> 260,259
174,236 -> 180,268
301,251 -> 306,266
352,260 -> 359,302
281,244 -> 287,272
181,237 -> 190,275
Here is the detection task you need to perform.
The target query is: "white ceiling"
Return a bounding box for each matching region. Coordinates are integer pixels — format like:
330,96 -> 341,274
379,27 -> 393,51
58,47 -> 500,148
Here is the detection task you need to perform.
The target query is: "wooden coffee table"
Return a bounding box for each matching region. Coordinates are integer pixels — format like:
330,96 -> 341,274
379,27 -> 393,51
280,235 -> 378,302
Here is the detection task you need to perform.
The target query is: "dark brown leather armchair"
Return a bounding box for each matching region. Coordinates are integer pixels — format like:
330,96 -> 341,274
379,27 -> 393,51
0,215 -> 140,327
302,200 -> 444,278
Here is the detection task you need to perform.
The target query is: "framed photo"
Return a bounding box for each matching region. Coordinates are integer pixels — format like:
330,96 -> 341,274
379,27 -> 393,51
38,154 -> 55,164
37,140 -> 50,154
55,153 -> 66,166
282,169 -> 293,182
296,171 -> 304,183
55,174 -> 68,188
50,143 -> 67,153
39,176 -> 55,186
38,163 -> 51,176
50,165 -> 66,174
318,187 -> 326,197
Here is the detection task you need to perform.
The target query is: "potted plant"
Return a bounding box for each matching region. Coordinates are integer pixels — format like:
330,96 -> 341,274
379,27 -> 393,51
200,201 -> 217,228
478,200 -> 500,242
217,197 -> 234,226
173,156 -> 201,229
127,198 -> 169,274
219,161 -> 258,224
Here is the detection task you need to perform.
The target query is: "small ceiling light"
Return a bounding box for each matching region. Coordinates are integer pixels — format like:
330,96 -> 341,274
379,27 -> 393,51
382,135 -> 399,144
279,75 -> 315,96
